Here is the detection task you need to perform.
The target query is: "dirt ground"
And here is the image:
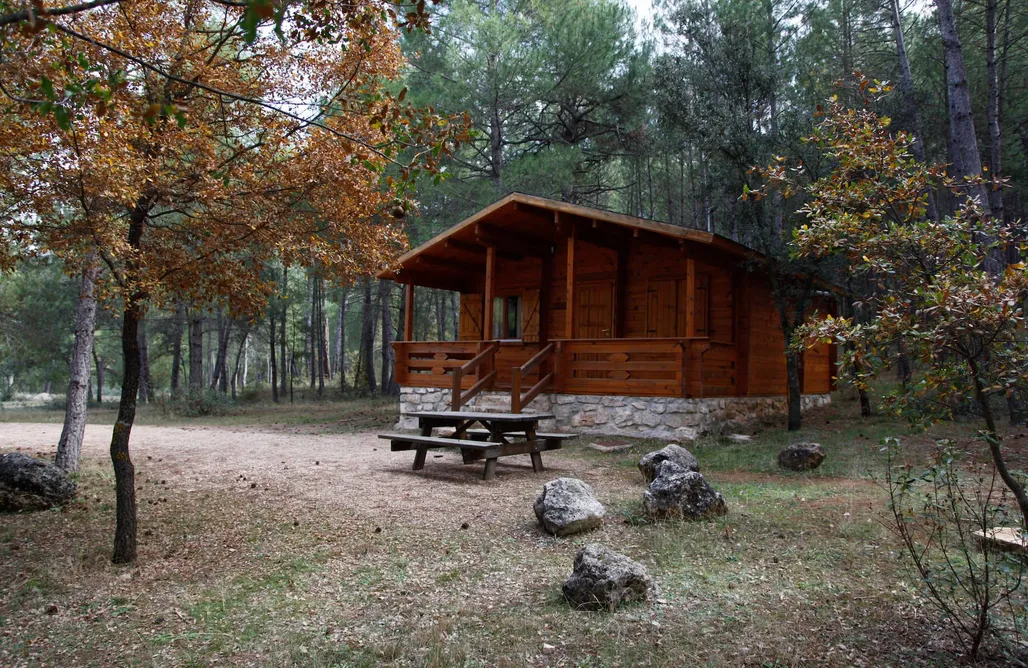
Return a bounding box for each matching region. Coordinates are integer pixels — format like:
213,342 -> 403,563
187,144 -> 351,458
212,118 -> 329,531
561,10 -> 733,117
0,410 -> 1000,667
1,421 -> 628,524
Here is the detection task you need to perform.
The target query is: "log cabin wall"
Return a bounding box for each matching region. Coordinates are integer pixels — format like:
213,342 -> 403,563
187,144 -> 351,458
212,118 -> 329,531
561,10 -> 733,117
443,215 -> 833,400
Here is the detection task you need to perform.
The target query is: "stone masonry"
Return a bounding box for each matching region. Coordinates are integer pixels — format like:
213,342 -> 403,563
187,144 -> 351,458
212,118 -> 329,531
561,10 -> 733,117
397,386 -> 831,440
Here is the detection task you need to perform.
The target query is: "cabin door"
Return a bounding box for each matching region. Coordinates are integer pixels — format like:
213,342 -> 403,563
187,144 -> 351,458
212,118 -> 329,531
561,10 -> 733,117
575,280 -> 615,339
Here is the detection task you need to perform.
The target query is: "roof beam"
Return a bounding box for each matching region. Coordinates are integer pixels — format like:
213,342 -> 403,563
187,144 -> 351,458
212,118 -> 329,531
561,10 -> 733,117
413,254 -> 483,274
475,222 -> 553,257
444,238 -> 522,262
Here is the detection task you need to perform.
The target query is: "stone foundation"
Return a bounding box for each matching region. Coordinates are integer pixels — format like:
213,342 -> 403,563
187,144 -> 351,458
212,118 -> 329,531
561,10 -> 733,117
397,386 -> 831,440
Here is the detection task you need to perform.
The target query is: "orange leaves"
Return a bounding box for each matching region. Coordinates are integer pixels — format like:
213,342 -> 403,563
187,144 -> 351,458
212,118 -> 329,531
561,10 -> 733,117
0,1 -> 450,317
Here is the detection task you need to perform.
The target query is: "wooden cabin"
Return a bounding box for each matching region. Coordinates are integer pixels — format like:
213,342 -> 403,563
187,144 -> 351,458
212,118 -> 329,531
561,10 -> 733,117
379,193 -> 836,436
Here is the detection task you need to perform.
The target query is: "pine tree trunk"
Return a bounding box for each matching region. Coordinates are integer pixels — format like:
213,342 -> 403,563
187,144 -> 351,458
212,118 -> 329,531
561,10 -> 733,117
450,292 -> 458,339
336,286 -> 348,391
315,278 -> 325,396
890,0 -> 937,219
306,275 -> 315,389
436,290 -> 445,340
189,313 -> 204,390
209,311 -> 231,392
137,316 -> 154,404
985,0 -> 1004,220
379,280 -> 396,395
92,348 -> 104,404
170,302 -> 184,394
359,278 -> 377,394
270,310 -> 279,403
55,259 -> 101,472
936,0 -> 991,217
230,327 -> 250,400
279,266 -> 288,397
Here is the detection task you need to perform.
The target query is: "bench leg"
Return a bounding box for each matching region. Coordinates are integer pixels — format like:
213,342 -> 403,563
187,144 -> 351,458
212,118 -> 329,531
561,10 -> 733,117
413,445 -> 428,471
530,451 -> 544,473
483,458 -> 498,480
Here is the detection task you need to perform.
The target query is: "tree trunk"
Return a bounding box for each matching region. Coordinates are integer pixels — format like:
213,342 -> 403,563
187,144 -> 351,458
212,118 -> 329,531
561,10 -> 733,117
380,280 -> 396,395
279,266 -> 288,397
189,313 -> 204,391
230,327 -> 250,400
985,0 -> 1004,220
170,302 -> 184,394
306,275 -> 315,389
137,316 -> 154,404
970,360 -> 1028,525
112,296 -> 141,564
450,292 -> 458,340
270,309 -> 279,403
209,311 -> 231,392
92,348 -> 104,404
359,277 -> 377,394
436,290 -> 445,340
55,259 -> 101,472
936,0 -> 991,217
890,0 -> 938,219
315,278 -> 326,396
785,348 -> 803,431
336,286 -> 348,392
110,198 -> 151,565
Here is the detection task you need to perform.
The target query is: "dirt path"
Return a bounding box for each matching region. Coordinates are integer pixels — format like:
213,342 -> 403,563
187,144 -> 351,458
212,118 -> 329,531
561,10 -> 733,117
2,422 -> 631,523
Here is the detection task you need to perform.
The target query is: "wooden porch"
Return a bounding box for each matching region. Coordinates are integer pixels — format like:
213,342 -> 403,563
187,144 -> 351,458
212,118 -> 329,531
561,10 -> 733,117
392,337 -> 741,413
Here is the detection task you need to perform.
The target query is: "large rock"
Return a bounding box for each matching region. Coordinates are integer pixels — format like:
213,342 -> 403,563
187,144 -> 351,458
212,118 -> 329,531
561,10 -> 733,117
534,478 -> 605,537
638,444 -> 699,482
778,442 -> 825,471
562,544 -> 651,610
0,453 -> 77,511
643,460 -> 726,520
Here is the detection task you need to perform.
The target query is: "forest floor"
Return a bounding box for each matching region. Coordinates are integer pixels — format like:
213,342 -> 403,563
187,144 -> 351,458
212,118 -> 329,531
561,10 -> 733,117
0,394 -> 1024,666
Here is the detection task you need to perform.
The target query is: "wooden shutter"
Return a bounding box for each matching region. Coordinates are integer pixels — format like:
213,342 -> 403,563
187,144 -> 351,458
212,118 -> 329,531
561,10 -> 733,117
695,274 -> 710,337
647,280 -> 678,337
522,289 -> 541,342
459,293 -> 484,341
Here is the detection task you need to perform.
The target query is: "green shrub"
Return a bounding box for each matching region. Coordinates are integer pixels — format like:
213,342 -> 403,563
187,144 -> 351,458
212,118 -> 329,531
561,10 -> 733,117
174,389 -> 234,417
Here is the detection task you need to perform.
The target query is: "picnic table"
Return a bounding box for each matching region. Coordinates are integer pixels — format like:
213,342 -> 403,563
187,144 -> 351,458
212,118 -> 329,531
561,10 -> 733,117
378,410 -> 576,480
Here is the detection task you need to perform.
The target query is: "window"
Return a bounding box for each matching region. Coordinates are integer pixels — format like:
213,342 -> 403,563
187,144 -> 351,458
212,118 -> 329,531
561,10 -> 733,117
492,295 -> 522,339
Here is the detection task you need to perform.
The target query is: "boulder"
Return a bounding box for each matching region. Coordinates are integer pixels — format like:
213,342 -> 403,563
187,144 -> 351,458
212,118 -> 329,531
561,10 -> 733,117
0,453 -> 77,511
778,442 -> 825,471
638,444 -> 699,482
534,478 -> 605,536
562,544 -> 651,610
643,460 -> 726,520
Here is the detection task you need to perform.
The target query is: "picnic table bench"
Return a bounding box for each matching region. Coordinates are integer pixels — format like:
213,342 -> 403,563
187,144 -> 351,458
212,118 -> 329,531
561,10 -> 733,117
379,410 -> 577,480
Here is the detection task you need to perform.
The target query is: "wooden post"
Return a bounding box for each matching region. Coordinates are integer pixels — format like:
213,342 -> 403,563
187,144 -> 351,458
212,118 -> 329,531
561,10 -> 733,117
564,217 -> 576,340
685,258 -> 696,338
403,283 -> 414,342
483,246 -> 496,341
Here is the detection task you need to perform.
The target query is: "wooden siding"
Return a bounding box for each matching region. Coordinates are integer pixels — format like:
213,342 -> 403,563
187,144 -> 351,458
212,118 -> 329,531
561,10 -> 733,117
407,214 -> 836,399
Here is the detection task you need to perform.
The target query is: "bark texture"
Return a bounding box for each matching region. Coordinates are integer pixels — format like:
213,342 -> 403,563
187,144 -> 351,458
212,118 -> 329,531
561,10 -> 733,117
55,260 -> 101,472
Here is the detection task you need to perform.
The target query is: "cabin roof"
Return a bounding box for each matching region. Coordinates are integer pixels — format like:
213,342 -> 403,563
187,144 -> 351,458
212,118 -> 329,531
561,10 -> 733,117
377,192 -> 758,289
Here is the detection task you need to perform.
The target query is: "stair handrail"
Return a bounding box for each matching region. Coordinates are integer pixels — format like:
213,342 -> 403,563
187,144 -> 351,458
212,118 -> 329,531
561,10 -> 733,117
450,342 -> 498,410
511,342 -> 556,413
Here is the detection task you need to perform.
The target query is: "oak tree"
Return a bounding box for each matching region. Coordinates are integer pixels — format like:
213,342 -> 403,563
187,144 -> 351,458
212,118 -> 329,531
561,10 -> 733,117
0,0 -> 464,563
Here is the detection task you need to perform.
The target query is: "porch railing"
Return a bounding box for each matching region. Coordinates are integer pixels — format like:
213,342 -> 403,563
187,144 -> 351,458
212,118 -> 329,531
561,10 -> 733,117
555,339 -> 686,397
394,337 -> 736,403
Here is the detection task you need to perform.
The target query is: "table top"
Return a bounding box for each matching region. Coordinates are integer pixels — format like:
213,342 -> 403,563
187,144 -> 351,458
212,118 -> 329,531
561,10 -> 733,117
406,410 -> 555,422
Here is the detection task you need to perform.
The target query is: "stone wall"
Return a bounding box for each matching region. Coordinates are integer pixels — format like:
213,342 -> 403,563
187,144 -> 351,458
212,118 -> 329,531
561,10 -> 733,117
397,386 -> 831,440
